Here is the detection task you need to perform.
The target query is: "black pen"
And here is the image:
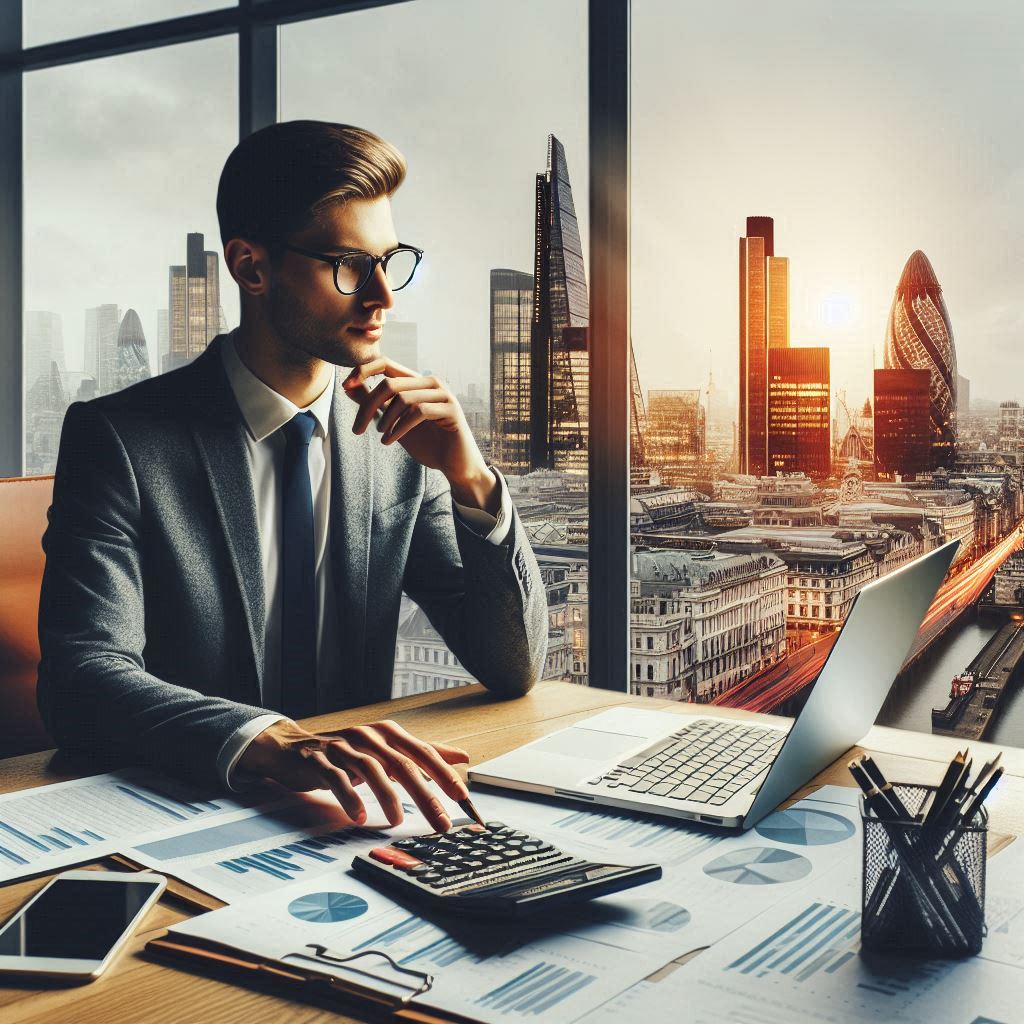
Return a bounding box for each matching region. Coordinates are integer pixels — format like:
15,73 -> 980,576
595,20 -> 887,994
860,754 -> 912,819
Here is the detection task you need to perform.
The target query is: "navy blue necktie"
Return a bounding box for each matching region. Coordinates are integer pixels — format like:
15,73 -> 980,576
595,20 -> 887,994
280,411 -> 318,720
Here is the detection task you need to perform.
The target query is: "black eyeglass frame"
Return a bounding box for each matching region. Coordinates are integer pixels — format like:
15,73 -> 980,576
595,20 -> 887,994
280,242 -> 424,295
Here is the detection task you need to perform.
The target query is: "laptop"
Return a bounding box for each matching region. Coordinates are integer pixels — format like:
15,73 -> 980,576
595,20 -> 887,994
470,538 -> 959,830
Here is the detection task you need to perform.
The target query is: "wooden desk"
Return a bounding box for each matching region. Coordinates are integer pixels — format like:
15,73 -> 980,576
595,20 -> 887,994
1,680 -> 1020,1023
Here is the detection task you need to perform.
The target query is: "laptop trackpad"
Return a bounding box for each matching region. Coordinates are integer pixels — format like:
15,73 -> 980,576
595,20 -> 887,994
530,728 -> 642,763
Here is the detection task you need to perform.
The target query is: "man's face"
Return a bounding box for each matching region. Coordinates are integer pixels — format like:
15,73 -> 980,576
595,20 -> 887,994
264,195 -> 400,369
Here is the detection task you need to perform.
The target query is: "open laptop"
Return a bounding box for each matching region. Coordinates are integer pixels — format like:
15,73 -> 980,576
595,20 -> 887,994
470,539 -> 959,831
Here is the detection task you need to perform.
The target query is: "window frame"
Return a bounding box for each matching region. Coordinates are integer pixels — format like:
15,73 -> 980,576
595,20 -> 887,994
1,0 -> 631,694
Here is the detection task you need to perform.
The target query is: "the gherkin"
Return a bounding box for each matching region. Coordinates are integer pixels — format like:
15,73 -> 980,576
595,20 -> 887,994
883,250 -> 958,469
113,308 -> 152,392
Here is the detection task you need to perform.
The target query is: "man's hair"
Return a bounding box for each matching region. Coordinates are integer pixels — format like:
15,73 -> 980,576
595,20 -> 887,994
216,120 -> 407,248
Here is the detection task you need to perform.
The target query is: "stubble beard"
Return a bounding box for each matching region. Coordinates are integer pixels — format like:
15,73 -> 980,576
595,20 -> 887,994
266,278 -> 373,370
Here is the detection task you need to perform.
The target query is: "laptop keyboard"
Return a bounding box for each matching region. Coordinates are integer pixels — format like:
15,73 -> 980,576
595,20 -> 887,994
585,719 -> 786,807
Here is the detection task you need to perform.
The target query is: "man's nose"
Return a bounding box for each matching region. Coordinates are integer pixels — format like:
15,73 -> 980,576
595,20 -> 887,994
362,265 -> 394,310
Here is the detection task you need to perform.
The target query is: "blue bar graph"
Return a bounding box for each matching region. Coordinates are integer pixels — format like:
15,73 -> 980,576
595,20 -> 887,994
551,808 -> 722,862
212,826 -> 386,881
116,785 -> 188,822
82,830 -> 104,842
354,915 -> 479,970
0,845 -> 29,865
727,902 -> 861,982
0,820 -> 50,853
41,833 -> 72,850
476,961 -> 596,1015
52,827 -> 88,847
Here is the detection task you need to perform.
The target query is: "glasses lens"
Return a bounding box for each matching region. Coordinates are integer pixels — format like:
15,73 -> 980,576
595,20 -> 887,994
385,249 -> 419,291
335,254 -> 373,294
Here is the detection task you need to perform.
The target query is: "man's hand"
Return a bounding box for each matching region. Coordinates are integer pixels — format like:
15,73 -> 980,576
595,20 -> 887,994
342,357 -> 499,516
236,718 -> 470,832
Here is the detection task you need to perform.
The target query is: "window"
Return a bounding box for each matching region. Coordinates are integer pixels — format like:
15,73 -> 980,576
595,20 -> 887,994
281,0 -> 587,697
24,2 -> 231,47
23,37 -> 237,475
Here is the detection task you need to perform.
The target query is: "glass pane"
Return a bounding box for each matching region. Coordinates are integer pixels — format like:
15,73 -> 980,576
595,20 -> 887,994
631,0 -> 1024,748
24,37 -> 238,473
281,0 -> 588,698
24,1 -> 234,48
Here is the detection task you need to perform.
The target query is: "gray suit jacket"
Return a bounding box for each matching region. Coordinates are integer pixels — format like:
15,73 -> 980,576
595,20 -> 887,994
37,335 -> 547,788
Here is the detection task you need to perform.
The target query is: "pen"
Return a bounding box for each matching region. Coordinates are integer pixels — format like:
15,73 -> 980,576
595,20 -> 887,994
458,796 -> 487,829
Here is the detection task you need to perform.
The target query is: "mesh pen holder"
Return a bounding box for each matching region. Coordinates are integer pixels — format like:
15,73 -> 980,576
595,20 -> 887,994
861,783 -> 987,957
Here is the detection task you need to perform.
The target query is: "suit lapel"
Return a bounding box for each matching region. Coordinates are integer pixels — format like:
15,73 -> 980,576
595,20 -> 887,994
186,337 -> 266,698
329,376 -> 373,704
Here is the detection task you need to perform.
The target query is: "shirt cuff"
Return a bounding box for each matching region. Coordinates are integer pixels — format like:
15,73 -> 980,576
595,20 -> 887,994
451,466 -> 512,545
218,714 -> 288,792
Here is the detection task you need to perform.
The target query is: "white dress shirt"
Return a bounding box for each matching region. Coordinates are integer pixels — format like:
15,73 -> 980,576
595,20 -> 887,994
215,331 -> 511,789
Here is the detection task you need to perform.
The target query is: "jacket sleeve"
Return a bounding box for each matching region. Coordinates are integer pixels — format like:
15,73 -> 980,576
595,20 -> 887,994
36,401 -> 274,790
401,466 -> 548,698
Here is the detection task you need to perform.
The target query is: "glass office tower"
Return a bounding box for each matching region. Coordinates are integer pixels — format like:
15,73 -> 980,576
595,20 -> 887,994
490,268 -> 534,475
767,346 -> 831,479
168,232 -> 222,371
874,367 -> 932,480
739,215 -> 790,477
530,134 -> 589,474
883,249 -> 958,470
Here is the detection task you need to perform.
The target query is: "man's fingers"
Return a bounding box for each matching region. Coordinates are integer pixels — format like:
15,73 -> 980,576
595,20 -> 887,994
372,723 -> 471,803
303,748 -> 366,823
383,406 -> 427,445
324,741 -> 405,826
351,376 -> 442,435
376,389 -> 444,436
344,731 -> 453,831
343,356 -> 418,388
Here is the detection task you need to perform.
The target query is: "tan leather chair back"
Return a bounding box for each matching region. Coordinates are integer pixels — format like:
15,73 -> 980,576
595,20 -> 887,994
0,476 -> 55,757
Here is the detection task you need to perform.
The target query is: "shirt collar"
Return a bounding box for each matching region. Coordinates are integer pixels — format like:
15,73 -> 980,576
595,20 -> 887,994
220,330 -> 335,443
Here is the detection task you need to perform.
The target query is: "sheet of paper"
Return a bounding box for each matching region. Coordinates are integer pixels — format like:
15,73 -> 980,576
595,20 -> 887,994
169,871 -> 653,1024
467,788 -> 864,958
580,891 -> 1024,1024
124,788 -> 465,902
979,836 -> 1024,969
0,767 -> 260,882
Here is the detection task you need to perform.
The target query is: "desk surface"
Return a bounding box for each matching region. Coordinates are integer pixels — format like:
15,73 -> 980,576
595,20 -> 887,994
1,680 -> 1021,1023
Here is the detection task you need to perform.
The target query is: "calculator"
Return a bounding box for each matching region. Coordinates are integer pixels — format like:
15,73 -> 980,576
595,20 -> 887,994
351,820 -> 661,918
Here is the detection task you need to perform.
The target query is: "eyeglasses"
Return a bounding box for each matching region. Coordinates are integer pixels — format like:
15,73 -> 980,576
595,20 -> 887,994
281,242 -> 424,295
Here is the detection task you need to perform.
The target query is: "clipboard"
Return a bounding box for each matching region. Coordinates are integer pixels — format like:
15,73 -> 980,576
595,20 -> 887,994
145,930 -> 478,1024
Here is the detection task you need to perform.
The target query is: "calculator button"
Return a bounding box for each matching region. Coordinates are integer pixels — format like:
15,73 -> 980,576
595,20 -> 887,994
369,846 -> 424,869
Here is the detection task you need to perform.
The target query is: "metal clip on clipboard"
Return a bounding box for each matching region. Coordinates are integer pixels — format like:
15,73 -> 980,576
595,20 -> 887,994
281,943 -> 433,1006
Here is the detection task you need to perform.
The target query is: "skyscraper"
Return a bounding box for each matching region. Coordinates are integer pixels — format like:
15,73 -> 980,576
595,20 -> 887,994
168,232 -> 222,371
157,308 -> 169,375
645,390 -> 706,484
874,368 -> 932,480
883,250 -> 958,469
111,309 -> 152,393
739,215 -> 790,476
24,311 -> 65,392
490,268 -> 533,474
530,135 -> 589,474
766,347 -> 831,479
84,304 -> 120,395
957,373 -> 970,422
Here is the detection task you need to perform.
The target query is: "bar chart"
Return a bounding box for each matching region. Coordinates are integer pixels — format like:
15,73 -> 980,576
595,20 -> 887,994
549,808 -> 723,863
475,961 -> 596,1016
0,769 -> 242,881
354,914 -> 480,969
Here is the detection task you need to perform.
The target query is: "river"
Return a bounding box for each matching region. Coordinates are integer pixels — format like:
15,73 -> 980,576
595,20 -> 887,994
876,614 -> 1024,748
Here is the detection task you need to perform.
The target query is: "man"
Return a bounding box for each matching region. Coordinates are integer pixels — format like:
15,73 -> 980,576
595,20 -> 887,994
37,120 -> 547,834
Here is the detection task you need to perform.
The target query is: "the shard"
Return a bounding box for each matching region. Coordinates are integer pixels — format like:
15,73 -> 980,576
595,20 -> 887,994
883,250 -> 958,469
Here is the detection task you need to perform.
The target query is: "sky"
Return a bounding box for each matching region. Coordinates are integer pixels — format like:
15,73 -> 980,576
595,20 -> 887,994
23,0 -> 1024,414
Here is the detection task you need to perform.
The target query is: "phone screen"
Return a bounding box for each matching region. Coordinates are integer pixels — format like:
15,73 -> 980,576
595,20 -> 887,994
0,878 -> 162,960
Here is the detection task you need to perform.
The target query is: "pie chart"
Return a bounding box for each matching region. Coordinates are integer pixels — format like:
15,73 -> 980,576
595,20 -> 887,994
288,891 -> 369,923
703,847 -> 812,885
755,807 -> 856,847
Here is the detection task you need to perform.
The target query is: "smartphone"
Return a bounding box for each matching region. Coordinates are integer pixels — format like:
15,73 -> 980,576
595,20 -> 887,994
0,869 -> 166,982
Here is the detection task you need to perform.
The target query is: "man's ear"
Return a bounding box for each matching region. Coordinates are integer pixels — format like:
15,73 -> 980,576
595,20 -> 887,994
225,238 -> 271,297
